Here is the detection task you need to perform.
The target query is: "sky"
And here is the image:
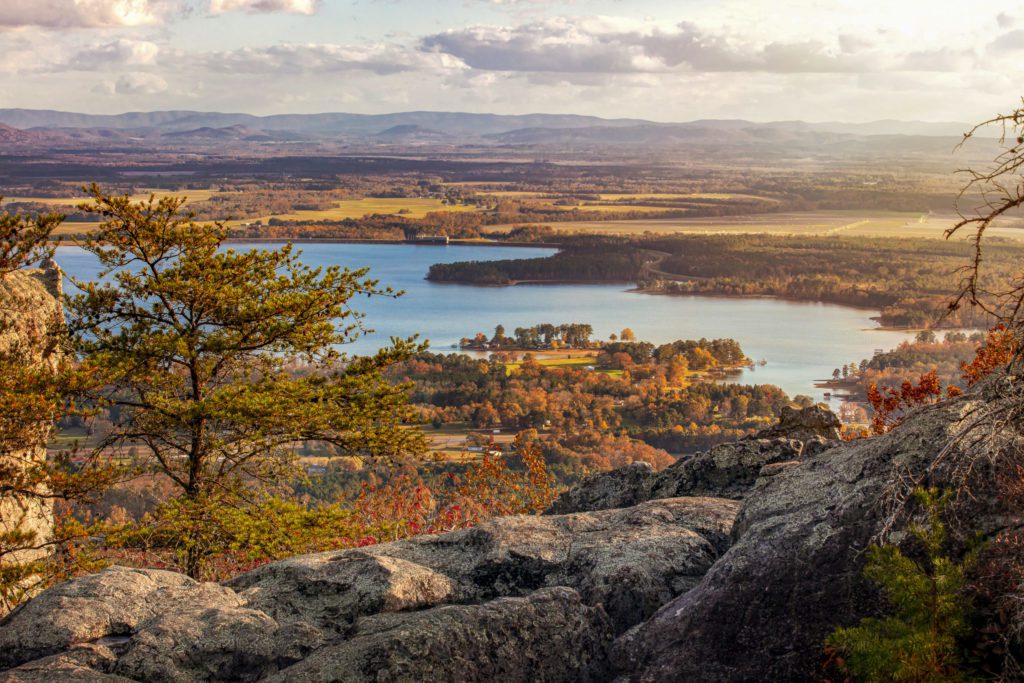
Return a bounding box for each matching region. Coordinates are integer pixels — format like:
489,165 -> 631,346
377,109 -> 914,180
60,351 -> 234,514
0,0 -> 1023,122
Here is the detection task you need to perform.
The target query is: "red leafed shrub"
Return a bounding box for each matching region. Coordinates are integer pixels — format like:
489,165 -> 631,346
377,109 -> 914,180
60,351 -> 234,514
866,369 -> 957,435
352,433 -> 559,539
349,476 -> 475,542
92,433 -> 560,582
961,324 -> 1020,387
866,325 -> 1019,435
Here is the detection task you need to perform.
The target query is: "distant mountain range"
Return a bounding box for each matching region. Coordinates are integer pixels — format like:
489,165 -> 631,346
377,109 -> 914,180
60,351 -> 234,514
0,109 -> 981,142
0,109 -> 648,138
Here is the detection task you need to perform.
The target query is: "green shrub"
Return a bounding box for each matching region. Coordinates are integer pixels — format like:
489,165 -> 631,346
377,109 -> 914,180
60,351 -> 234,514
827,488 -> 973,682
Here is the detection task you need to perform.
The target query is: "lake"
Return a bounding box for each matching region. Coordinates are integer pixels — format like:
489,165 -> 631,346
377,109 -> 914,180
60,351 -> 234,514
53,242 -> 919,403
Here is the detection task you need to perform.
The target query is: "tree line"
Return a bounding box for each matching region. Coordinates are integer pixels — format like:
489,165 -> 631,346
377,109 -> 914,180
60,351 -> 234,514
426,233 -> 1023,329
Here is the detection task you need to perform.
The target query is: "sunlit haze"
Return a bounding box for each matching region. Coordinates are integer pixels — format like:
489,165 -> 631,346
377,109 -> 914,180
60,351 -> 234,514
1,0 -> 1022,121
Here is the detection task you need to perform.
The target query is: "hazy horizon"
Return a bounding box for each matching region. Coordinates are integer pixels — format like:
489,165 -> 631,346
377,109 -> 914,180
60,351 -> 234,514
2,1 -> 1023,123
0,106 -> 986,127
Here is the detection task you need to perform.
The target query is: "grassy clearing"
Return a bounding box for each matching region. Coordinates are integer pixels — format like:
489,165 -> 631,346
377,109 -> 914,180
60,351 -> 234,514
503,354 -> 601,375
422,424 -> 517,462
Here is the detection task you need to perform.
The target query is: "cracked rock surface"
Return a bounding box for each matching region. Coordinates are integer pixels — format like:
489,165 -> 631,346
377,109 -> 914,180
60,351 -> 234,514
0,498 -> 736,681
3,399 -> 997,681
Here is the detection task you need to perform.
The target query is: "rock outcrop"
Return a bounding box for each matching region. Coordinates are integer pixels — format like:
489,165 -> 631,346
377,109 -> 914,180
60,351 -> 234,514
611,393 -> 989,681
2,391 -> 1011,682
547,405 -> 838,516
752,404 -> 843,442
544,461 -> 655,516
264,588 -> 612,683
0,566 -> 243,670
0,262 -> 64,615
546,438 -> 802,515
0,498 -> 737,681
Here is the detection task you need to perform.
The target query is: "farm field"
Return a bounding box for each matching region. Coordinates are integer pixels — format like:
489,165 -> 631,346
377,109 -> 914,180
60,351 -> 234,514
53,222 -> 106,236
493,210 -> 1024,240
9,190 -> 222,236
297,424 -> 516,464
479,190 -> 779,214
479,191 -> 775,201
21,193 -> 480,235
594,192 -> 780,202
549,204 -> 685,214
226,197 -> 480,227
58,420 -> 518,467
422,425 -> 518,462
1,189 -> 219,207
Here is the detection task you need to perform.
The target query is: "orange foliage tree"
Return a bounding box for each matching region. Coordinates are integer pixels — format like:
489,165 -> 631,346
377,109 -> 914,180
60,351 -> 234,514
352,433 -> 558,542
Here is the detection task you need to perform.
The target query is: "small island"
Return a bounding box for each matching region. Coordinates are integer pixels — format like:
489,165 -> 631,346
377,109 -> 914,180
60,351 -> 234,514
458,322 -> 751,378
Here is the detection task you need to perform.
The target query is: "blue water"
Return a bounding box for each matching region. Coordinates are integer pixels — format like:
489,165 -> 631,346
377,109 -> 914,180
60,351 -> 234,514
54,242 -> 918,402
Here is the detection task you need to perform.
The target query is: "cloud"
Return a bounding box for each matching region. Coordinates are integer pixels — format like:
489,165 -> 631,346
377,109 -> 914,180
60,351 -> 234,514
0,32 -> 64,74
997,12 -> 1015,29
900,47 -> 975,71
68,39 -> 161,69
0,0 -> 167,29
990,29 -> 1024,51
208,0 -> 317,14
198,42 -> 463,75
114,71 -> 168,93
420,19 -> 878,75
837,33 -> 874,54
421,19 -> 647,73
3,4 -> 1018,123
92,80 -> 117,95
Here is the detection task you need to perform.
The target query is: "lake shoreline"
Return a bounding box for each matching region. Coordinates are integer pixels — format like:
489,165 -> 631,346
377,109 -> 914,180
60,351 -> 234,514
52,241 -> 922,402
52,236 -> 562,249
628,286 -> 904,326
426,276 -> 938,332
230,238 -> 563,249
